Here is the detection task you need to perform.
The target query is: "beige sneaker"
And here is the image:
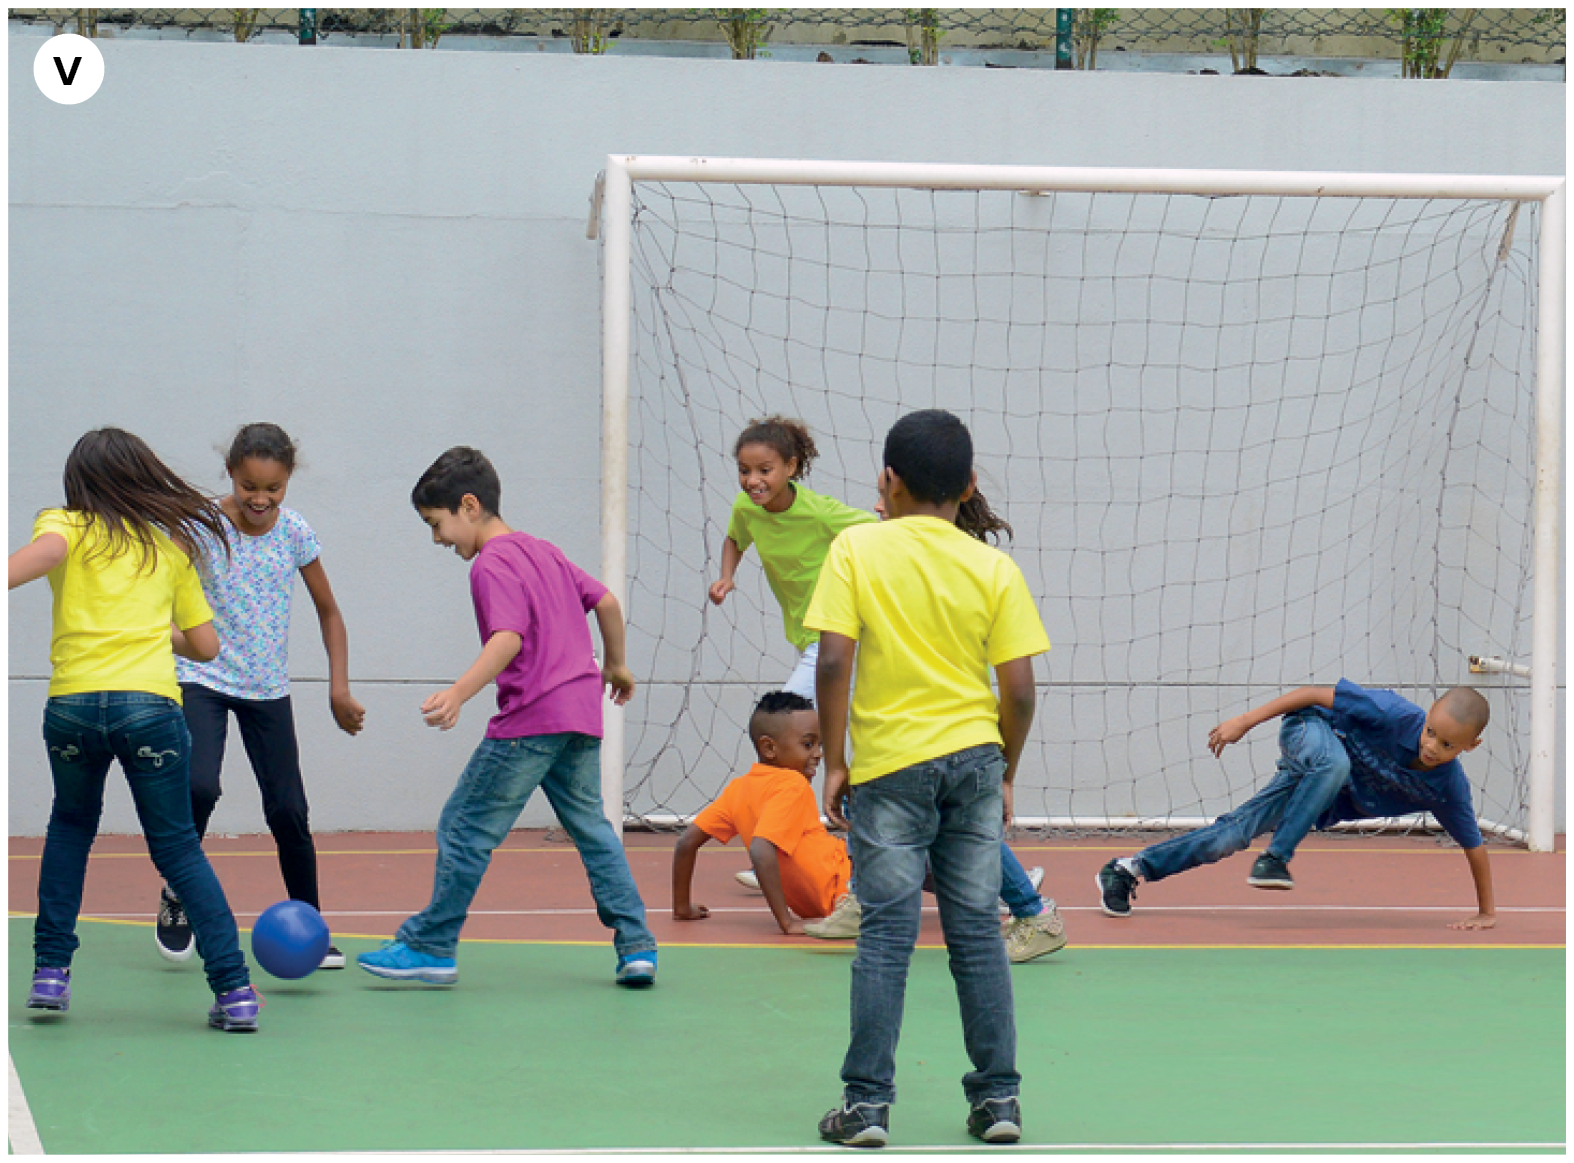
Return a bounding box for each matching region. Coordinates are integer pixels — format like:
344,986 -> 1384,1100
735,868 -> 761,891
1004,903 -> 1067,963
803,892 -> 861,939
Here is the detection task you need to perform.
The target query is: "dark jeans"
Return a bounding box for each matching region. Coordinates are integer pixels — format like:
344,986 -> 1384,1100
181,683 -> 319,909
841,743 -> 1019,1107
36,692 -> 250,993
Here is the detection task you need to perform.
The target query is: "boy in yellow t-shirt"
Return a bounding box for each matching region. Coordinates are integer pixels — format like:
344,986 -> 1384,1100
670,691 -> 852,934
806,409 -> 1050,1149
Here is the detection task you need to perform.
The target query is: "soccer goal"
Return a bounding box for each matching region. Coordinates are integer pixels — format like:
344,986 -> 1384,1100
591,157 -> 1564,852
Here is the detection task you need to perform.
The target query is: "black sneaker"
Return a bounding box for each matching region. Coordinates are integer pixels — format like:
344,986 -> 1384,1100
155,886 -> 195,962
1096,859 -> 1138,918
1247,852 -> 1294,890
319,944 -> 346,970
967,1096 -> 1022,1144
819,1101 -> 890,1148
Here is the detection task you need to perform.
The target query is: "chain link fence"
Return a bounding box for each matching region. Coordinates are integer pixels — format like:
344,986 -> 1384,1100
10,9 -> 1566,68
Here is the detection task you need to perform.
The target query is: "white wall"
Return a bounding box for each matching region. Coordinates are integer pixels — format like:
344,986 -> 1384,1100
8,32 -> 1565,834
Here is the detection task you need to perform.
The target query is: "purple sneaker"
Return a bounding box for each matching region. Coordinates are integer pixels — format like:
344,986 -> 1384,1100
27,967 -> 70,1012
208,985 -> 263,1032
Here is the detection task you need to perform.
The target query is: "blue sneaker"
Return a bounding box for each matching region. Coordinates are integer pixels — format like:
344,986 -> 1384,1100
27,967 -> 70,1012
615,950 -> 657,988
208,984 -> 263,1032
357,940 -> 458,984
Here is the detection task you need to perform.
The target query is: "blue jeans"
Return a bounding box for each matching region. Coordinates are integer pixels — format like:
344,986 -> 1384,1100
998,843 -> 1044,918
841,744 -> 1019,1107
398,732 -> 655,959
1136,711 -> 1351,882
36,692 -> 250,993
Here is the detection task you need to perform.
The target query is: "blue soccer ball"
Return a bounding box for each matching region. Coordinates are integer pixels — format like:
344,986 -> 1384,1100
251,900 -> 330,980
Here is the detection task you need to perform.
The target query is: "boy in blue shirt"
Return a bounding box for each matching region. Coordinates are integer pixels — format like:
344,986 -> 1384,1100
1096,681 -> 1496,930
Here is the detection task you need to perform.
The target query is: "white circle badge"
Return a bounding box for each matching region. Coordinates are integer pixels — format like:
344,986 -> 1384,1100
34,34 -> 105,105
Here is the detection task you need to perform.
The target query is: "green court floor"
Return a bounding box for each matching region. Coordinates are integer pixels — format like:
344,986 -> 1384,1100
7,918 -> 1565,1153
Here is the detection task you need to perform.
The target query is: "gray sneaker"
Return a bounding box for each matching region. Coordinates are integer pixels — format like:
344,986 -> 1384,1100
819,1101 -> 890,1147
803,892 -> 861,939
735,868 -> 761,892
967,1096 -> 1022,1143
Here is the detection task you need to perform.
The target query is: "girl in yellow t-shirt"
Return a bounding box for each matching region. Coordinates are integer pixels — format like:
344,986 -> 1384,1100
8,428 -> 262,1031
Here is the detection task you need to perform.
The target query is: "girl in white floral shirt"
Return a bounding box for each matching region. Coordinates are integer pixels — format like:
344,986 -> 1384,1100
157,423 -> 364,971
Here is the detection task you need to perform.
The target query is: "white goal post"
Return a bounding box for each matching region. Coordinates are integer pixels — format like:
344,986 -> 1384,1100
594,156 -> 1564,852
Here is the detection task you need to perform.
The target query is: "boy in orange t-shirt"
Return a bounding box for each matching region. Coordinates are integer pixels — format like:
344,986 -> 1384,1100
672,691 -> 851,934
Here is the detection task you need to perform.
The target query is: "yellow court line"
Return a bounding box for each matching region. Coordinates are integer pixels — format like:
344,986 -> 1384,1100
9,915 -> 1562,952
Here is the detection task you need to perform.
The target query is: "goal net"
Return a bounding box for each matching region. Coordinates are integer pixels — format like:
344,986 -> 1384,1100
599,160 -> 1557,847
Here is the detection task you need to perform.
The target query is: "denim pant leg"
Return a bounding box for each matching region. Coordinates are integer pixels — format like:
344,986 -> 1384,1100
1136,711 -> 1350,882
399,736 -> 549,957
1263,713 -> 1351,863
998,839 -> 1044,919
537,734 -> 656,958
35,698 -> 116,969
841,763 -> 934,1106
928,748 -> 1019,1103
112,696 -> 250,993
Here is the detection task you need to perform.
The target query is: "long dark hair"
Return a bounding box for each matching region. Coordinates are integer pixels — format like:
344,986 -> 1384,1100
61,428 -> 230,572
956,488 -> 1013,545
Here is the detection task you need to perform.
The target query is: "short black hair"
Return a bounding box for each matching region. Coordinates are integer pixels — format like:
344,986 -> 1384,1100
1438,686 -> 1490,736
883,409 -> 972,504
748,690 -> 814,749
411,446 -> 501,516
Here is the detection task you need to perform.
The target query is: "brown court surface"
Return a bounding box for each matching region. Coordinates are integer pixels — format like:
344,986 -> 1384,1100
7,829 -> 1564,949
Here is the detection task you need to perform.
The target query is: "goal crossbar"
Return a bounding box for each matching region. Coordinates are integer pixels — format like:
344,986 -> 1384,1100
596,156 -> 1565,852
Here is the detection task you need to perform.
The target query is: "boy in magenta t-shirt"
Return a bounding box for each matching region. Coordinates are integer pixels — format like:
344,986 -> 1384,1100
357,447 -> 658,987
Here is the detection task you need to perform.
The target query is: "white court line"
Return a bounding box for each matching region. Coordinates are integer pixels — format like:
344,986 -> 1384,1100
8,1054 -> 45,1155
60,904 -> 1566,920
319,1141 -> 1564,1155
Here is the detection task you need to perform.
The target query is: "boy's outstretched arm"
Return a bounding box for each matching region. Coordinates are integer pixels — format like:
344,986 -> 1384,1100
592,591 -> 636,705
421,630 -> 522,730
749,837 -> 805,935
8,533 -> 66,590
671,824 -> 712,921
816,631 -> 857,828
708,537 -> 744,605
1449,844 -> 1497,930
994,655 -> 1038,829
1209,686 -> 1336,757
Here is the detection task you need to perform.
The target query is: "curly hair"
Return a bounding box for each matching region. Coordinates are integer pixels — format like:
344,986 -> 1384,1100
735,415 -> 818,481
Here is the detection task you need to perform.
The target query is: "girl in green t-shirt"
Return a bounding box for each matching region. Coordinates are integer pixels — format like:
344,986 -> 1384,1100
708,415 -> 876,700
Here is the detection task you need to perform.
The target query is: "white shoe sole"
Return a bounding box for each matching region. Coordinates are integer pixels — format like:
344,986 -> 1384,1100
155,935 -> 196,963
357,962 -> 457,985
1247,878 -> 1294,890
976,1121 -> 1022,1143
